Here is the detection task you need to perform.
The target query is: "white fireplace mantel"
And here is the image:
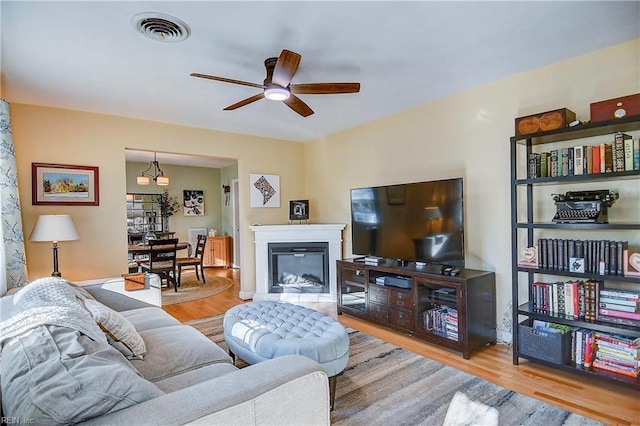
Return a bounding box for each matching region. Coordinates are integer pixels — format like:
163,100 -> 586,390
250,224 -> 345,303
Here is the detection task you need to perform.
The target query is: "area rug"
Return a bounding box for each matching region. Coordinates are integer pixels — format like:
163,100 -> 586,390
161,277 -> 233,305
185,315 -> 603,425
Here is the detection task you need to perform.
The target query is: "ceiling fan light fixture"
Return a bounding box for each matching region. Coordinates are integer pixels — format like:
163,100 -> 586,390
264,85 -> 290,101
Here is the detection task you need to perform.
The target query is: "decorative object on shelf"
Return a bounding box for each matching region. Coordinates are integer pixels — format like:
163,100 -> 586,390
158,189 -> 181,230
518,247 -> 538,268
569,257 -> 585,273
136,152 -> 169,186
31,163 -> 99,206
624,250 -> 640,278
551,190 -> 618,224
183,189 -> 204,216
590,93 -> 640,122
515,108 -> 576,137
250,174 -> 280,207
29,214 -> 79,277
289,199 -> 309,223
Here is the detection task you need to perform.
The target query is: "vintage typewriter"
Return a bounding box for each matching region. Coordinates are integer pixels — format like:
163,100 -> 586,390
551,190 -> 618,224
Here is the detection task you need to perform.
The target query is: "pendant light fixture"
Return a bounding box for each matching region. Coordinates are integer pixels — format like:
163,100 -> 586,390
137,152 -> 169,186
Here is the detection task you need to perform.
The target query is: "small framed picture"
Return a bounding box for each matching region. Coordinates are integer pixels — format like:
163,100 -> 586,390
32,163 -> 99,206
183,190 -> 204,216
569,257 -> 585,273
289,200 -> 309,221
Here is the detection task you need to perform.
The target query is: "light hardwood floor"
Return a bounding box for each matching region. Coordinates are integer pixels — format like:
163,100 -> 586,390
164,268 -> 640,425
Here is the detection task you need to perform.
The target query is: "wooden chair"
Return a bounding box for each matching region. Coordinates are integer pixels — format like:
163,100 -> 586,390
140,238 -> 179,292
177,235 -> 207,285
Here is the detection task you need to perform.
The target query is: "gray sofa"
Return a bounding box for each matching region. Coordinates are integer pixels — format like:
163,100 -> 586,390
0,277 -> 330,425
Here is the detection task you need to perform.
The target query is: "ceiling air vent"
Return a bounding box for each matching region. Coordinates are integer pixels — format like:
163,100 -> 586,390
131,12 -> 191,42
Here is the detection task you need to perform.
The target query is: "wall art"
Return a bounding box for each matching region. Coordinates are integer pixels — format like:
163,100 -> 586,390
250,174 -> 280,208
32,163 -> 99,206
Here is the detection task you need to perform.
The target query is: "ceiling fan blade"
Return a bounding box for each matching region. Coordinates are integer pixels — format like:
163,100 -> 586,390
290,82 -> 360,94
283,94 -> 314,117
223,93 -> 265,111
191,73 -> 265,89
272,49 -> 301,87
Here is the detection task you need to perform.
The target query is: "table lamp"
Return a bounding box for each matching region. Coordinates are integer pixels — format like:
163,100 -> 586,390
29,214 -> 79,277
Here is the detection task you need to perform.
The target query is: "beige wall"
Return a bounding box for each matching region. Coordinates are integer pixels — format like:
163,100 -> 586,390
12,105 -> 305,292
304,39 -> 640,325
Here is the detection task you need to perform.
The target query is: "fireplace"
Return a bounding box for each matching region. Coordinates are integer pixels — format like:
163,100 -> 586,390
250,224 -> 345,303
268,242 -> 329,294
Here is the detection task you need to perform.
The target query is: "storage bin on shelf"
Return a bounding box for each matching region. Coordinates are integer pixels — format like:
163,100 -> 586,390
518,319 -> 572,365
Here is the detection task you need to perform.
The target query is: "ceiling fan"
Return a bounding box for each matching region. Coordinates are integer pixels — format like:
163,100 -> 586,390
191,49 -> 360,117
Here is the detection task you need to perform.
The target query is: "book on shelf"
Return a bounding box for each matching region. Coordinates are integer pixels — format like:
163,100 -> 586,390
528,153 -> 540,179
551,149 -> 561,177
614,132 -> 632,172
574,145 -> 584,175
634,138 -> 640,170
623,135 -> 634,171
540,151 -> 548,178
561,148 -> 569,176
586,145 -> 593,174
604,143 -> 614,173
592,145 -> 601,174
592,360 -> 639,377
599,301 -> 640,313
598,308 -> 640,321
592,331 -> 639,377
595,332 -> 640,349
599,288 -> 640,300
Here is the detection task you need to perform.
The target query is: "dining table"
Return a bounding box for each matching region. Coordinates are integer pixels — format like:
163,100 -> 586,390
128,241 -> 191,256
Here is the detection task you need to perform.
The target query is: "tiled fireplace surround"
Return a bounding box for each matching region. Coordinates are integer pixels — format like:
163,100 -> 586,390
250,224 -> 345,303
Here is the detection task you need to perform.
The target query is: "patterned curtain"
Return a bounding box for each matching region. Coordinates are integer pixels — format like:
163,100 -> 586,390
0,99 -> 28,294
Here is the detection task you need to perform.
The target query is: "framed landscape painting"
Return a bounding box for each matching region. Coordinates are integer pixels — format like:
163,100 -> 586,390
32,163 -> 99,206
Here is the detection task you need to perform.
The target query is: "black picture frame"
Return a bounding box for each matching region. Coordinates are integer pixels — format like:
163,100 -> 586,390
289,200 -> 309,221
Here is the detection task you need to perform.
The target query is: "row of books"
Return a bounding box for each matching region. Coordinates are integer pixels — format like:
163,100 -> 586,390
527,132 -> 640,179
423,306 -> 458,341
531,281 -> 640,326
532,321 -> 639,377
535,238 -> 628,276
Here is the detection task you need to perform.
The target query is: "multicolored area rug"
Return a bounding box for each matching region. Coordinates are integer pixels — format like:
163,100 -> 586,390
185,315 -> 603,426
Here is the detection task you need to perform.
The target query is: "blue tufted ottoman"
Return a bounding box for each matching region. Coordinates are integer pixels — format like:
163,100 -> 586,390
223,301 -> 349,409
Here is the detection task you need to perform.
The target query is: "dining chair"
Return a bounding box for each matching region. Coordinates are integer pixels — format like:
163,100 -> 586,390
177,235 -> 207,285
140,238 -> 179,291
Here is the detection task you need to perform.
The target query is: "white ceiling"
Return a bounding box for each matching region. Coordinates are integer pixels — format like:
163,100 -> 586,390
2,2 -> 639,158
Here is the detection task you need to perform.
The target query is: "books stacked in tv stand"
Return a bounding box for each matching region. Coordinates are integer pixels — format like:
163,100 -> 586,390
337,258 -> 497,359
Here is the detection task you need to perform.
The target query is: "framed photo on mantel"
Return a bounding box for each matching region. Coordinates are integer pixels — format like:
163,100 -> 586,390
32,163 -> 99,206
289,200 -> 309,221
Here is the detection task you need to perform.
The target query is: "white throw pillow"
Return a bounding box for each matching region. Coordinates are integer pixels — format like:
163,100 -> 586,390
82,298 -> 147,359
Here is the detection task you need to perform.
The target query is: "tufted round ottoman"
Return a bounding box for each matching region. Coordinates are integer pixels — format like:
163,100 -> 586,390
223,301 -> 349,409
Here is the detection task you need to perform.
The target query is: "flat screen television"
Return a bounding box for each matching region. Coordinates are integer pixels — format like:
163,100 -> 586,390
350,178 -> 464,267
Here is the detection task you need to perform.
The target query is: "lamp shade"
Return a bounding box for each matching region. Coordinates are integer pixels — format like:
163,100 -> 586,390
29,215 -> 79,242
